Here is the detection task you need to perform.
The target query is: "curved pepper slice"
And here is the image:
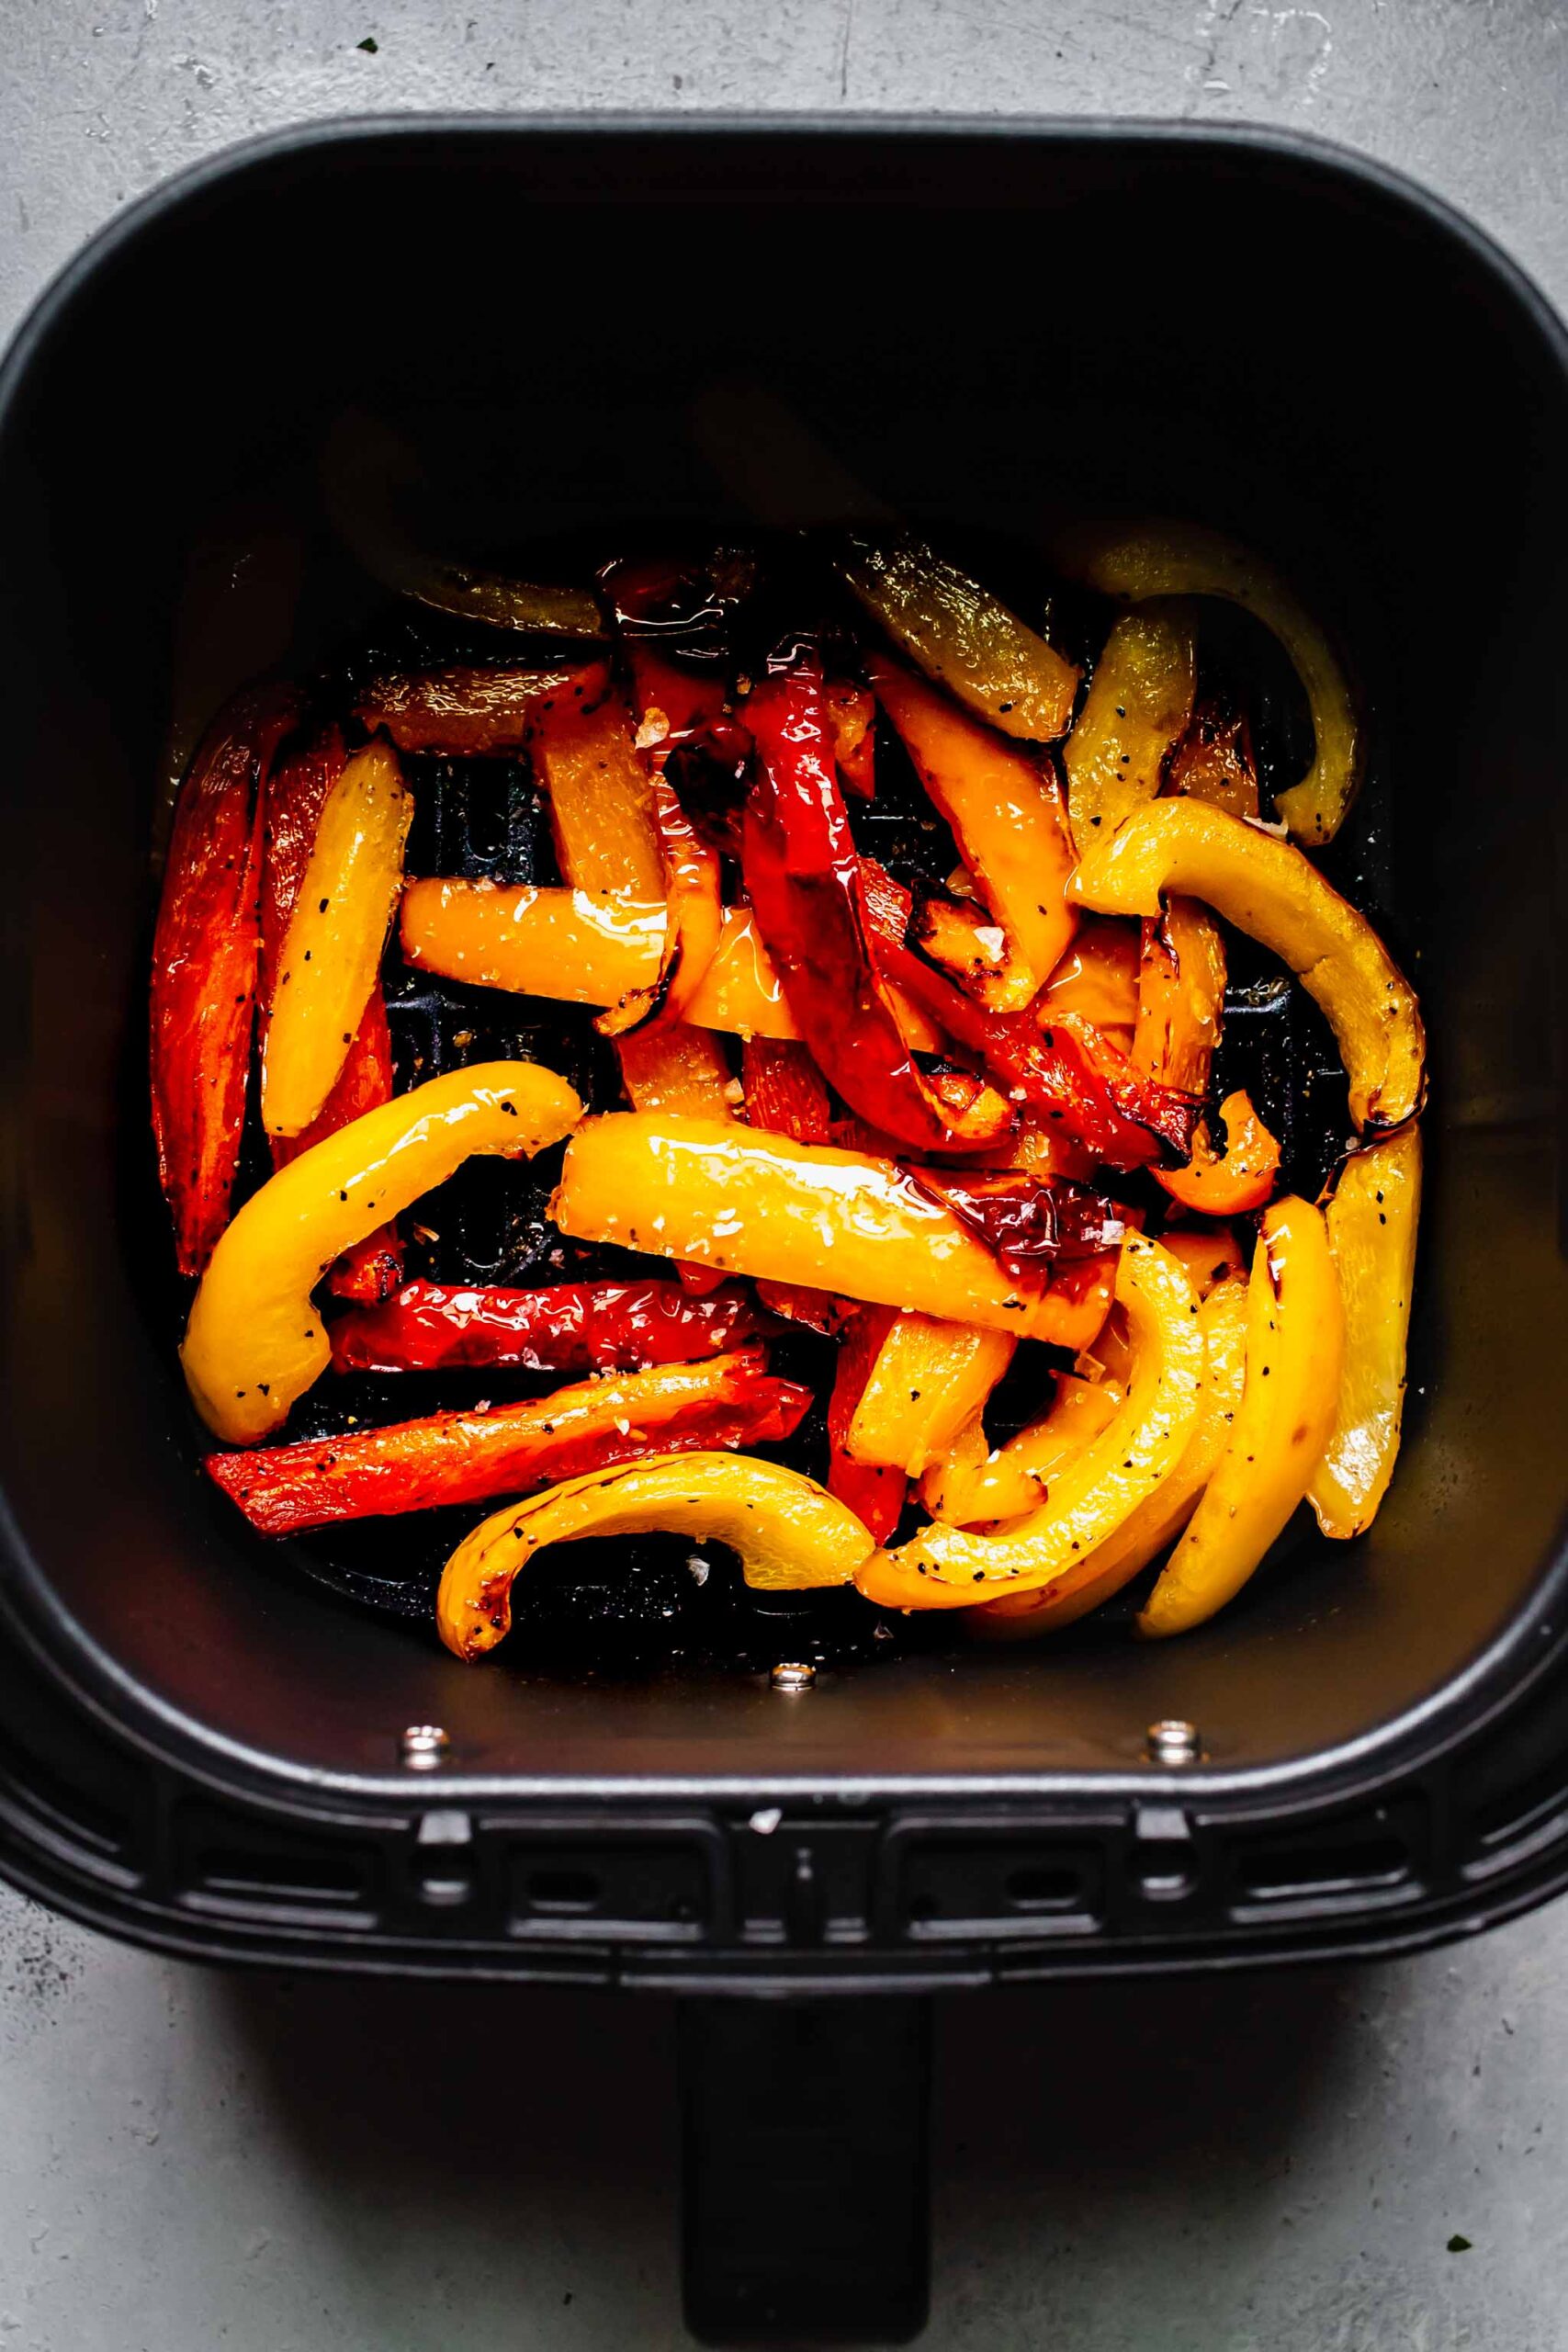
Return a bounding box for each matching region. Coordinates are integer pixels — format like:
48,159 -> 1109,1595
827,1307 -> 907,1543
184,1061 -> 581,1444
1133,897 -> 1227,1097
1155,1089 -> 1281,1215
1056,520 -> 1360,844
354,663 -> 609,756
976,1275 -> 1248,1635
837,536 -> 1080,742
1063,602 -> 1196,849
1069,798 -> 1425,1130
553,1113 -> 1106,1344
846,1316 -> 1017,1480
853,1232 -> 1204,1606
207,1348 -> 807,1535
329,1275 -> 761,1376
437,1451 -> 876,1658
1309,1125 -> 1421,1540
868,652 -> 1078,998
742,656 -> 1012,1155
150,681 -> 299,1274
261,740 -> 412,1138
1138,1195 -> 1343,1635
921,1371 -> 1121,1530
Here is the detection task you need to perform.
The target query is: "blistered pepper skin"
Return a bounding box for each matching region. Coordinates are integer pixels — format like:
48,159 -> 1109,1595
183,1062 -> 582,1444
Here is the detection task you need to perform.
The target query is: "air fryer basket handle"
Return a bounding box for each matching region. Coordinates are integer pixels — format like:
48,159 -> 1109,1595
679,1995 -> 931,2345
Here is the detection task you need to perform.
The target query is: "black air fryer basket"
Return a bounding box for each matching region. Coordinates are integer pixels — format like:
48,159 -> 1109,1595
0,118 -> 1564,2337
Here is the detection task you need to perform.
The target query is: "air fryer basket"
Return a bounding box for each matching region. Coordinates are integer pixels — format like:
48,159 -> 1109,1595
0,119 -> 1564,1991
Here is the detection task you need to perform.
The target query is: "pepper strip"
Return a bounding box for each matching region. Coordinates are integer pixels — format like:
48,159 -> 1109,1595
1308,1125 -> 1421,1539
210,1349 -> 808,1537
329,1276 -> 761,1376
1155,1089 -> 1280,1215
740,1036 -> 834,1144
184,1061 -> 581,1444
828,1308 -> 907,1543
437,1452 -> 875,1657
837,536 -> 1080,742
354,663 -> 609,756
150,681 -> 299,1274
922,1372 -> 1122,1529
1063,602 -> 1196,850
853,1233 -> 1204,1606
847,1316 -> 1017,1481
1133,897 -> 1227,1098
976,1275 -> 1248,1634
868,651 -> 1078,1000
1137,1196 -> 1343,1635
1069,798 -> 1425,1130
742,657 -> 1012,1154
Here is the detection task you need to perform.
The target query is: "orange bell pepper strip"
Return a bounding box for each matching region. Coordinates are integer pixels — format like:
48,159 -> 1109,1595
184,1062 -> 581,1444
1133,897 -> 1228,1098
552,1112 -> 1113,1345
853,1232 -> 1204,1606
920,1371 -> 1121,1529
1069,798 -> 1426,1130
1138,1195 -> 1343,1635
262,725 -> 402,1301
846,1316 -> 1017,1481
743,655 -> 1014,1154
976,1274 -> 1248,1635
1062,602 -> 1196,849
740,1036 -> 834,1144
1164,699 -> 1259,820
437,1452 -> 875,1658
1155,1090 -> 1281,1215
827,1307 -> 907,1543
1308,1124 -> 1421,1539
837,536 -> 1080,742
353,662 -> 610,756
1055,519 -> 1360,844
1039,918 -> 1141,1035
913,894 -> 1038,1013
209,1347 -> 810,1538
867,652 -> 1078,1001
260,740 -> 412,1139
1156,1224 -> 1247,1298
150,681 -> 299,1274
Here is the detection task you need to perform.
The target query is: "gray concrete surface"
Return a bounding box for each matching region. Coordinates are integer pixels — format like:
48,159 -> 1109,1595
2,1 -> 1567,2345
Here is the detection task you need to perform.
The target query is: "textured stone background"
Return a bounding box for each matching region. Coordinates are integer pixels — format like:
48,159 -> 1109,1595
3,4 -> 1567,2346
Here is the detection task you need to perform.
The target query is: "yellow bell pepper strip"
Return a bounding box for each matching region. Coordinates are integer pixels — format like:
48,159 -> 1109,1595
1156,1223 -> 1247,1298
208,1349 -> 809,1536
1055,519 -> 1360,844
837,536 -> 1080,742
183,1061 -> 581,1445
1165,699 -> 1259,820
742,655 -> 1014,1155
552,1112 -> 1110,1344
1075,1301 -> 1134,1388
1133,897 -> 1228,1097
437,1453 -> 877,1658
846,1316 -> 1017,1480
913,894 -> 1036,1013
853,1232 -> 1204,1607
260,740 -> 412,1139
827,1307 -> 907,1543
920,1371 -> 1121,1529
867,653 -> 1078,996
1309,1124 -> 1422,1539
977,1275 -> 1248,1635
1039,917 -> 1141,1035
150,681 -> 299,1274
353,663 -> 610,756
1138,1195 -> 1344,1636
1155,1089 -> 1280,1215
1069,798 -> 1426,1131
1063,603 -> 1197,850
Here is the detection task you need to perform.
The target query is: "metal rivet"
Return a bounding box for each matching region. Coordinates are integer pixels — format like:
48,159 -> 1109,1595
400,1724 -> 451,1770
770,1661 -> 816,1693
1146,1719 -> 1202,1767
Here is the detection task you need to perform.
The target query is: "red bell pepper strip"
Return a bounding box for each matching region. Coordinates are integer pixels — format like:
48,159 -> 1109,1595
827,1307 -> 907,1544
151,681 -> 300,1275
205,1345 -> 811,1535
329,1276 -> 761,1376
902,1169 -> 1131,1271
262,726 -> 404,1300
740,1036 -> 835,1144
741,656 -> 1012,1156
877,937 -> 1198,1170
753,1280 -> 861,1338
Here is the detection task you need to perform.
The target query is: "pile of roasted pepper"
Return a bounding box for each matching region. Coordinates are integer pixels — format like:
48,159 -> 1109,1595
152,518 -> 1424,1667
